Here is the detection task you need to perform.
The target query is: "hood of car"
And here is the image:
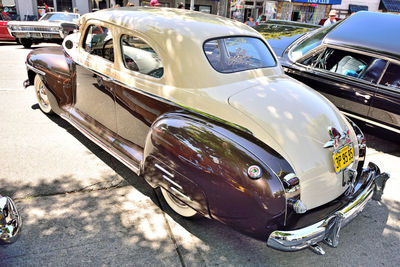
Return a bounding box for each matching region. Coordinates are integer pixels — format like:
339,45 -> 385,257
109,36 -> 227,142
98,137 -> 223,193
7,21 -> 63,27
227,75 -> 359,209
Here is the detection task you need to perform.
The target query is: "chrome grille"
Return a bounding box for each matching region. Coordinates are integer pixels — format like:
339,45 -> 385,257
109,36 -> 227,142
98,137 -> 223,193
15,26 -> 57,32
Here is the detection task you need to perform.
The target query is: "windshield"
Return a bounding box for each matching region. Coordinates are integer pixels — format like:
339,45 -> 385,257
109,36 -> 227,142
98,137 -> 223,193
289,22 -> 340,62
203,37 -> 276,73
40,13 -> 78,22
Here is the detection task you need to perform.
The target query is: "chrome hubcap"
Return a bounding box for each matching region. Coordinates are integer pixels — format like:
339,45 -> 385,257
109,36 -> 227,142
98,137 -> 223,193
37,84 -> 49,108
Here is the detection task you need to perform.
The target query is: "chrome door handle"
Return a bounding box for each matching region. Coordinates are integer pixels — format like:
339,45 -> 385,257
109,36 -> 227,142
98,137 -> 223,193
355,92 -> 371,100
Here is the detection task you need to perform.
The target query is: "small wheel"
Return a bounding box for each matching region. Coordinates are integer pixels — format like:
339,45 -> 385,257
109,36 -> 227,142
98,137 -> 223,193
160,187 -> 198,218
19,38 -> 32,48
34,75 -> 53,114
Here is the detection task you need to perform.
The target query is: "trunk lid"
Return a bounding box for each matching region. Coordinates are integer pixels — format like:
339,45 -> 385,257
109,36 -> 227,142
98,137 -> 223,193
228,75 -> 360,209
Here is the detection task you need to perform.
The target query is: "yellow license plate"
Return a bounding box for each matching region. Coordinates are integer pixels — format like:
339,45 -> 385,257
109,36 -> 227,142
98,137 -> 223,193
333,145 -> 354,173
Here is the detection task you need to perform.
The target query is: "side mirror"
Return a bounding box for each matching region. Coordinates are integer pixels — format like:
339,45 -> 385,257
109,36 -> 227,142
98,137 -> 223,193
0,195 -> 22,244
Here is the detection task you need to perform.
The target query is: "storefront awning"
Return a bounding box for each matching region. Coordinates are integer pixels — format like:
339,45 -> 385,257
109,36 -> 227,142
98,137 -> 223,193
291,0 -> 342,4
1,0 -> 16,7
381,0 -> 400,12
349,4 -> 368,13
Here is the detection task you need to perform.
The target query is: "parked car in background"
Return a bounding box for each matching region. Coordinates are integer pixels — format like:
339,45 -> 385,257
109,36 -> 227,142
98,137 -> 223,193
23,7 -> 389,254
257,12 -> 400,135
255,20 -> 320,57
8,12 -> 79,48
0,194 -> 22,244
0,13 -> 16,42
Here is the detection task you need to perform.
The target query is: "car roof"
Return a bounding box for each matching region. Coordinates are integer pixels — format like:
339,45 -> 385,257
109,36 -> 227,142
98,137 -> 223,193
324,11 -> 400,59
78,7 -> 280,89
81,7 -> 259,42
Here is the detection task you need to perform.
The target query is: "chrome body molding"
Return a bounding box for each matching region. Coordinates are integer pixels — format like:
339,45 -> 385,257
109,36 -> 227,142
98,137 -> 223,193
342,112 -> 400,134
60,114 -> 140,175
267,162 -> 389,254
78,61 -> 255,137
155,163 -> 174,178
26,63 -> 46,76
0,195 -> 22,244
170,186 -> 191,201
162,175 -> 182,190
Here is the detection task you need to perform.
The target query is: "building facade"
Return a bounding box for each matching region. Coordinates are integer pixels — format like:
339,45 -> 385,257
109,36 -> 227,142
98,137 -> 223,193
332,0 -> 380,18
6,0 -> 225,21
274,0 -> 342,24
3,0 -> 400,22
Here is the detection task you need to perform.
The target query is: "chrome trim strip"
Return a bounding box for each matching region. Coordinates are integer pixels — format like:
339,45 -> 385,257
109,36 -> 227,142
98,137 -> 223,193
162,175 -> 182,190
342,111 -> 400,134
11,30 -> 59,34
60,114 -> 140,175
155,163 -> 174,177
27,64 -> 46,76
170,186 -> 191,201
74,59 -> 254,136
267,166 -> 380,252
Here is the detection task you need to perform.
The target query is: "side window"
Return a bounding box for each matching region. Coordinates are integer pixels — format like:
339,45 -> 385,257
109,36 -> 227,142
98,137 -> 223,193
83,25 -> 114,62
203,37 -> 276,73
379,63 -> 400,90
120,35 -> 163,78
299,49 -> 324,66
313,48 -> 384,83
359,58 -> 387,83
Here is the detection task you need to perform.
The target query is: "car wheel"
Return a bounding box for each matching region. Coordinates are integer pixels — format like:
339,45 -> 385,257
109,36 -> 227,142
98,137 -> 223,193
160,187 -> 198,218
19,38 -> 32,48
34,75 -> 53,114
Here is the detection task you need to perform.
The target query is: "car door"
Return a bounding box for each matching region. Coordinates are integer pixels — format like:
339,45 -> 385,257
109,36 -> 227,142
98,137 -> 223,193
72,23 -> 117,145
113,33 -> 174,151
290,46 -> 387,120
368,61 -> 400,133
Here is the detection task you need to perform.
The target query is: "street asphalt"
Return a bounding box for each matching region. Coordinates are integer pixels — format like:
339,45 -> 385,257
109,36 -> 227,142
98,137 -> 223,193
0,42 -> 399,266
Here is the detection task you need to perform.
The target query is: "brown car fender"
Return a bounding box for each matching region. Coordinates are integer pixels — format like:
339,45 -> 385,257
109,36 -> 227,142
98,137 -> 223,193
26,47 -> 74,114
142,111 -> 294,240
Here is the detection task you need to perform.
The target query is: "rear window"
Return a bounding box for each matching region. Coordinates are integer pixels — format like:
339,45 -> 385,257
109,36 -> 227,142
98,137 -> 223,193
203,37 -> 276,73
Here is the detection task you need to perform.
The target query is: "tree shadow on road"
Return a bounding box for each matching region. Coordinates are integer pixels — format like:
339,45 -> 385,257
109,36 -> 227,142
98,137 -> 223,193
1,111 -> 398,266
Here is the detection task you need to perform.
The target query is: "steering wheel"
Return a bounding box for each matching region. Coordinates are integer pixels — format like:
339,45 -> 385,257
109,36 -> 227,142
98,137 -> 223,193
102,39 -> 114,61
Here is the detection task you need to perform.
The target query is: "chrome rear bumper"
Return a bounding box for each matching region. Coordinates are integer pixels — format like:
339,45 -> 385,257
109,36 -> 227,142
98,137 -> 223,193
267,162 -> 389,254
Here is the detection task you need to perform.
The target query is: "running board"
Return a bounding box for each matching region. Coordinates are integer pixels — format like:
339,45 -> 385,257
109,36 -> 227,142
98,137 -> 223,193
60,114 -> 141,175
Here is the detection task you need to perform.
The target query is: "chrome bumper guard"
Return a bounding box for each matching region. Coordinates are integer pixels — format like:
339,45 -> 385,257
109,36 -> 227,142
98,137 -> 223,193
267,162 -> 389,254
0,195 -> 22,244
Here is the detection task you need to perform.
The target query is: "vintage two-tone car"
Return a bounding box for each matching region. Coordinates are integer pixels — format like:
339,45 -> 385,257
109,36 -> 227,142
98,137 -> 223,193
0,194 -> 22,244
256,12 -> 400,135
23,7 -> 389,254
8,12 -> 79,48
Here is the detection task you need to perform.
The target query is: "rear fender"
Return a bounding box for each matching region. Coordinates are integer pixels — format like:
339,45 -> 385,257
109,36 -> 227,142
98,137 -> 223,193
142,111 -> 291,239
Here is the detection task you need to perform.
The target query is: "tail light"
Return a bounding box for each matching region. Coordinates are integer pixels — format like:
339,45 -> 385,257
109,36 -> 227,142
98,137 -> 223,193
282,173 -> 307,214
